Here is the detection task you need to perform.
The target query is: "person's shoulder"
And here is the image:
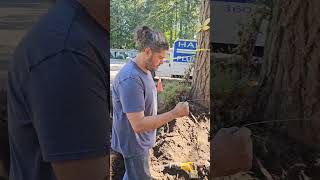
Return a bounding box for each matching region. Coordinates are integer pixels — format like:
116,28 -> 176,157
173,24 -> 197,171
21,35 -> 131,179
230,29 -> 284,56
16,0 -> 108,70
63,1 -> 109,66
119,61 -> 142,78
112,62 -> 142,87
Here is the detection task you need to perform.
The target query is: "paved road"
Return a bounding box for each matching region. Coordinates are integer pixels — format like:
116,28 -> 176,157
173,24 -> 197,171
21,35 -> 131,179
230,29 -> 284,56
110,59 -> 126,86
0,0 -> 51,89
0,2 -> 125,89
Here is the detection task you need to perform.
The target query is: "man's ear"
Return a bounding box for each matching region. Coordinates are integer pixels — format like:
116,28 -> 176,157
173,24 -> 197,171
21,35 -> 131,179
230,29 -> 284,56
144,47 -> 152,56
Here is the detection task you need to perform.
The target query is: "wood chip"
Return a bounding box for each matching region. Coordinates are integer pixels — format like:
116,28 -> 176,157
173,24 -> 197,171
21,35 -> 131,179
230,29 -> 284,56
256,158 -> 273,180
190,112 -> 199,124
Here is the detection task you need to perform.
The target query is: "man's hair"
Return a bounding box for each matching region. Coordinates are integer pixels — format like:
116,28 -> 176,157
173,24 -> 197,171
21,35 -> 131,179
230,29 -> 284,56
133,26 -> 169,52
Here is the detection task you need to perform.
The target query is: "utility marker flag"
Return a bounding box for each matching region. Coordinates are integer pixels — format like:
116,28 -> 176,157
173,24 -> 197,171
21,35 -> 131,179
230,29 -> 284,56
157,78 -> 163,93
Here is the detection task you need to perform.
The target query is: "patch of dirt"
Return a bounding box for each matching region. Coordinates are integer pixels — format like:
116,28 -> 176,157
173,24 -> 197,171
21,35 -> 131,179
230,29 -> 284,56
212,82 -> 320,180
150,116 -> 210,179
110,82 -> 210,179
110,151 -> 125,180
248,127 -> 320,180
212,172 -> 256,180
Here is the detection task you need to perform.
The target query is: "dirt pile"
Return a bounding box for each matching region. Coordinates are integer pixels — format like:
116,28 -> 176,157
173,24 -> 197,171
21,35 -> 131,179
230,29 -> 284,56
248,128 -> 320,180
150,116 -> 210,179
110,151 -> 125,180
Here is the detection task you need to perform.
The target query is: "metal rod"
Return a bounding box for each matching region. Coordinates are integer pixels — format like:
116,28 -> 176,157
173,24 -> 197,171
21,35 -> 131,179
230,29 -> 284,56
186,99 -> 207,102
242,118 -> 312,127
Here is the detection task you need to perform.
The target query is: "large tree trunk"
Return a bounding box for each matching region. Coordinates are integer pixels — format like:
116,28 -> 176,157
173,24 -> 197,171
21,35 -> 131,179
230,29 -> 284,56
191,0 -> 210,109
256,0 -> 320,147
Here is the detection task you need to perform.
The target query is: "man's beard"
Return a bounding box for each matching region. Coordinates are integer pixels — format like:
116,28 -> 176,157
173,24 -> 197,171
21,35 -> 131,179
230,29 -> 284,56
145,55 -> 158,72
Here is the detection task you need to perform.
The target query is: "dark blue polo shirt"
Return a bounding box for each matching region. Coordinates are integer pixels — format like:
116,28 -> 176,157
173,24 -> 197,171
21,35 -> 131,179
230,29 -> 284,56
7,0 -> 110,179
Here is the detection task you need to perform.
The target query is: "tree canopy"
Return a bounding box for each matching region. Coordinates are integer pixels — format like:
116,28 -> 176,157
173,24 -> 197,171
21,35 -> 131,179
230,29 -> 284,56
111,0 -> 201,49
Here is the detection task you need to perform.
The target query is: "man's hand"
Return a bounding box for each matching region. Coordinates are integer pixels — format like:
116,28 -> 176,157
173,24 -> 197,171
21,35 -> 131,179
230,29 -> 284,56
171,102 -> 189,118
211,127 -> 253,177
126,102 -> 189,133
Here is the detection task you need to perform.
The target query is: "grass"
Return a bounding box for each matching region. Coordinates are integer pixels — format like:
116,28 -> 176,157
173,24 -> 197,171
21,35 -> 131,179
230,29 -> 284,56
159,80 -> 191,111
213,72 -> 253,98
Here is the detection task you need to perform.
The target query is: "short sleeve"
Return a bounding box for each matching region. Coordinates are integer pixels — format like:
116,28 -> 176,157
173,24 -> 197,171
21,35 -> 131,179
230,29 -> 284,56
118,78 -> 145,113
28,50 -> 110,162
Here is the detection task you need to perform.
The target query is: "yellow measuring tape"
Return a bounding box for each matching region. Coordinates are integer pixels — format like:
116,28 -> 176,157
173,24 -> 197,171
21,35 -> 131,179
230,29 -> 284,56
196,48 -> 210,52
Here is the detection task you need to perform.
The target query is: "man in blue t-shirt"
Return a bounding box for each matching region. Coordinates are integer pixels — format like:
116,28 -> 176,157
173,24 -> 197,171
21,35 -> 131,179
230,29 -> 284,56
7,0 -> 110,180
111,26 -> 189,180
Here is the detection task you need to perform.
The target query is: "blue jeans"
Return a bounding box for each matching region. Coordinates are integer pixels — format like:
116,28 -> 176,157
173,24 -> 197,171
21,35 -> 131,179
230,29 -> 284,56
122,153 -> 152,180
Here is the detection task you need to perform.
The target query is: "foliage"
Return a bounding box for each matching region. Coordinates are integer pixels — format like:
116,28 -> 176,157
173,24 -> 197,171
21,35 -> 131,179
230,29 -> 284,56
211,54 -> 259,128
159,81 -> 191,111
183,59 -> 195,81
209,0 -> 270,79
111,0 -> 201,49
213,72 -> 252,99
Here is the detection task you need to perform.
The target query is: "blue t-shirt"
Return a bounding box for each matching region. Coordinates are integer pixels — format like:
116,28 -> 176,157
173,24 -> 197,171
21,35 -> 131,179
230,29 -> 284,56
111,60 -> 157,158
7,0 -> 110,180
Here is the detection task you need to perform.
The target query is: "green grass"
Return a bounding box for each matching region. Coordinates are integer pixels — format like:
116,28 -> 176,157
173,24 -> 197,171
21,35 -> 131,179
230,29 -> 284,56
159,81 -> 191,111
213,73 -> 254,101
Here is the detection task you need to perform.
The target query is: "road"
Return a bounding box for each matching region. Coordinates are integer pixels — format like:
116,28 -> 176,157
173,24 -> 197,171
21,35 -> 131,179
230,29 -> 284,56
110,58 -> 126,86
0,0 -> 51,89
0,0 -> 126,88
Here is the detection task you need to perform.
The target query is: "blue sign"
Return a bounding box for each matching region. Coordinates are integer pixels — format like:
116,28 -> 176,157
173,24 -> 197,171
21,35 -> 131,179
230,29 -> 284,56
173,39 -> 197,62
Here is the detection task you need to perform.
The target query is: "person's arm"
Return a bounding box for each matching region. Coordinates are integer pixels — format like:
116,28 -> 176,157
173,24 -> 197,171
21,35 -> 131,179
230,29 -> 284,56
28,51 -> 110,180
127,102 -> 189,133
117,77 -> 189,134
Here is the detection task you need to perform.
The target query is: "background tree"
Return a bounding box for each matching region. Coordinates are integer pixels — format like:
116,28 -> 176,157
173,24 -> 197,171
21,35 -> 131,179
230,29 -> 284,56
110,0 -> 201,49
190,0 -> 210,109
254,0 -> 320,147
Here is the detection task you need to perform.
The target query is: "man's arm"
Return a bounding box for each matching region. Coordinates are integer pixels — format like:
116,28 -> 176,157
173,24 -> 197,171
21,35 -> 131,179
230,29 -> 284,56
126,102 -> 189,133
28,51 -> 110,180
52,156 -> 109,180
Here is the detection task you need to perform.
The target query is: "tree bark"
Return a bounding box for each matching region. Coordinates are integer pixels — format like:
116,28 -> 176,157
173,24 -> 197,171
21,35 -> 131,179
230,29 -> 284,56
256,0 -> 320,147
191,0 -> 210,109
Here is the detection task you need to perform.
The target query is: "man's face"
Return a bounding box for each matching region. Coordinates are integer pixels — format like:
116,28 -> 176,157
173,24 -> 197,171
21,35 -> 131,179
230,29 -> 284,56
145,49 -> 167,72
